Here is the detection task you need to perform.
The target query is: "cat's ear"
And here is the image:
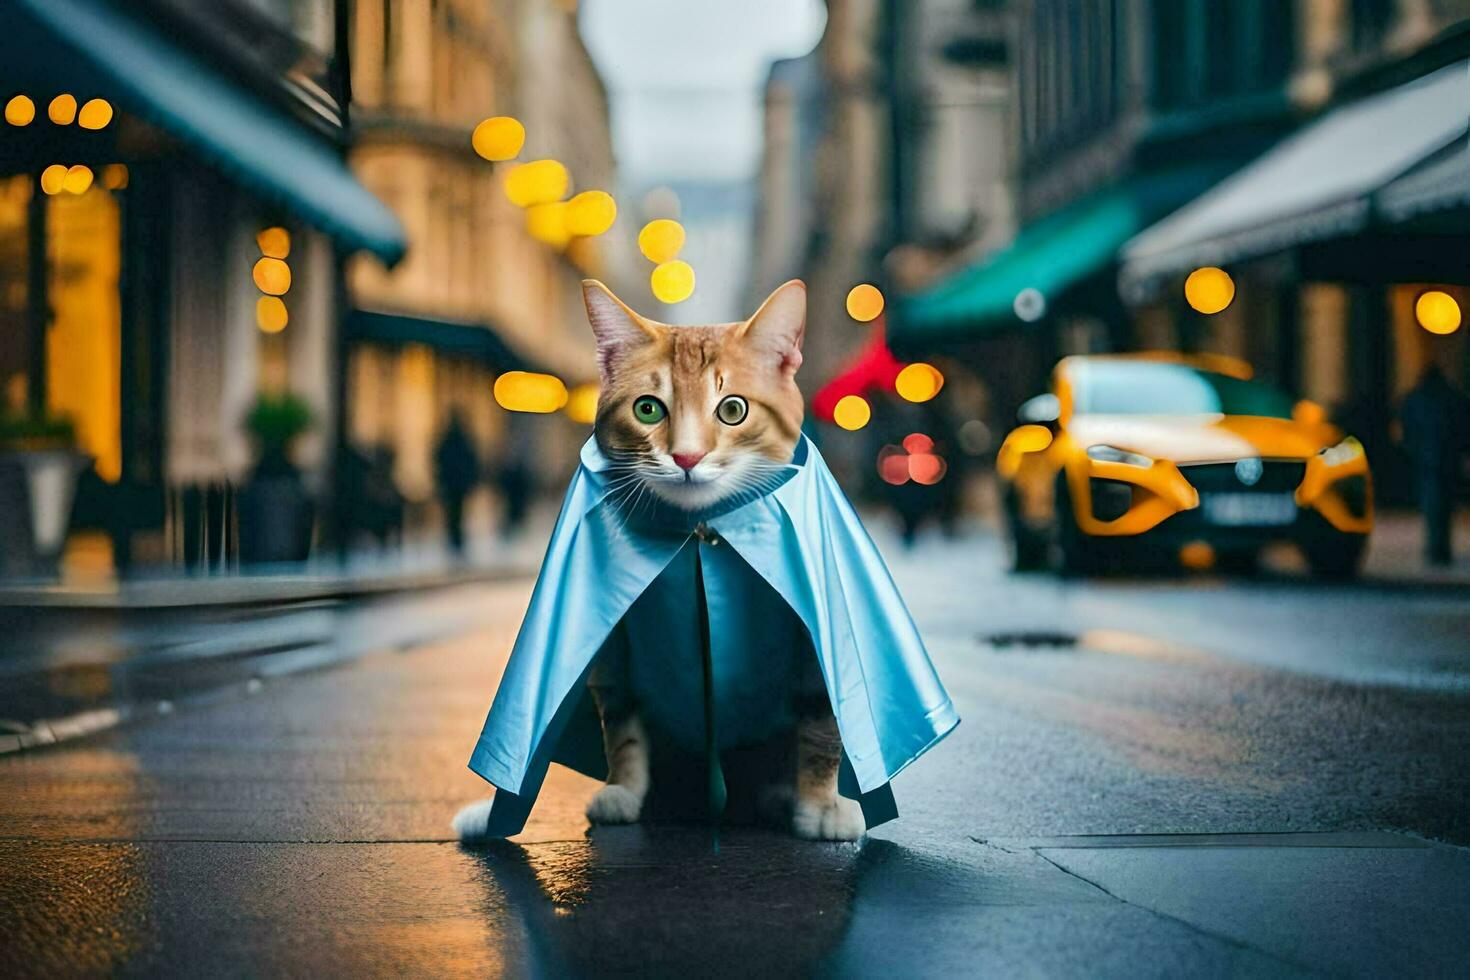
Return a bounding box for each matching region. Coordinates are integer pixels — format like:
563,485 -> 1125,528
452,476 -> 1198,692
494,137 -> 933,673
583,279 -> 656,379
739,280 -> 806,379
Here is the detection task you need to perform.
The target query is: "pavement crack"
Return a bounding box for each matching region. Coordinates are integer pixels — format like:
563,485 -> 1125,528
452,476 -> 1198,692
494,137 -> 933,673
1031,849 -> 1321,975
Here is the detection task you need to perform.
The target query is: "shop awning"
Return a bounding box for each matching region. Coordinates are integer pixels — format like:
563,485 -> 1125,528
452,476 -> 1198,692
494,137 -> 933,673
893,165 -> 1228,348
1,0 -> 408,265
1377,141 -> 1470,225
346,310 -> 535,374
1121,60 -> 1469,288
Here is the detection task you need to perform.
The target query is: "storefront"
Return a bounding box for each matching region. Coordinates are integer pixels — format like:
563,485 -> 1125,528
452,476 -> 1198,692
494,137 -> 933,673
0,0 -> 406,573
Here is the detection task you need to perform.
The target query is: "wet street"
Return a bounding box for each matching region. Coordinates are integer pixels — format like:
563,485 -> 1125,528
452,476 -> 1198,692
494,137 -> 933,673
3,525 -> 1469,976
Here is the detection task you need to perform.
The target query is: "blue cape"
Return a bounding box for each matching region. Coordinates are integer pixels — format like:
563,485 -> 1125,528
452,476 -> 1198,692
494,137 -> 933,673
468,435 -> 958,836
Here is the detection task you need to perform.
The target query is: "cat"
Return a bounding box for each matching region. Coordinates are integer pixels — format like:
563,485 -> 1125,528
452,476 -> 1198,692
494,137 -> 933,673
579,278 -> 864,841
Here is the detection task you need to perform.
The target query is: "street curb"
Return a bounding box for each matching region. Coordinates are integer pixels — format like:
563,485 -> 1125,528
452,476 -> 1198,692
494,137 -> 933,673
0,562 -> 538,612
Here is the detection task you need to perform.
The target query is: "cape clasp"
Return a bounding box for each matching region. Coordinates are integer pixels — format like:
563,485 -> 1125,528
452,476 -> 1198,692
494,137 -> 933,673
692,522 -> 720,546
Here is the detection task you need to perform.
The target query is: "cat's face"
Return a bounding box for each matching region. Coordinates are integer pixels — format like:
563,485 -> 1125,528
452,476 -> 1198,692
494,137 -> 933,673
583,278 -> 806,511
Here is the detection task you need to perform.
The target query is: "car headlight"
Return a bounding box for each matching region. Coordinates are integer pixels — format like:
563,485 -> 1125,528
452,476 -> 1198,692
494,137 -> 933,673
1086,444 -> 1153,467
1319,436 -> 1364,468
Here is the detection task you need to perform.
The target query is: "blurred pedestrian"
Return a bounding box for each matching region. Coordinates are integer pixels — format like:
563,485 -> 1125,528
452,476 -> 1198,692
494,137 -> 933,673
1400,364 -> 1469,566
494,414 -> 534,541
435,412 -> 480,555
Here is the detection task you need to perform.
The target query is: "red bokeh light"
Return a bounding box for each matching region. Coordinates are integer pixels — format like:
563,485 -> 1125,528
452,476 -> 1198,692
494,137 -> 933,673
909,453 -> 948,485
902,432 -> 934,454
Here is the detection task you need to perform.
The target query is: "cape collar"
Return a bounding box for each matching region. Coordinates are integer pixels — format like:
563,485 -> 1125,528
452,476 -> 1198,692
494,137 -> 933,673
578,435 -> 811,529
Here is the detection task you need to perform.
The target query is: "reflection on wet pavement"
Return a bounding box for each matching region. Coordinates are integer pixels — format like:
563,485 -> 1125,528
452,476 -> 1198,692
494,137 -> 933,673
466,827 -> 863,975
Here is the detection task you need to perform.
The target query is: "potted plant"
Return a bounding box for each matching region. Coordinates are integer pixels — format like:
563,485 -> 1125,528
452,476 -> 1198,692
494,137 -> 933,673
0,412 -> 90,580
238,393 -> 316,564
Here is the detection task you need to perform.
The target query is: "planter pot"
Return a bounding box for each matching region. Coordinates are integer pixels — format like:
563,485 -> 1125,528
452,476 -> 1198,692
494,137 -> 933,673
238,471 -> 315,565
0,450 -> 90,580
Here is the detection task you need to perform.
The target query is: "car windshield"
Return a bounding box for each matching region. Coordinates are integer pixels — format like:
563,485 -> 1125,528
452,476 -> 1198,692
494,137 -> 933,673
1068,361 -> 1295,418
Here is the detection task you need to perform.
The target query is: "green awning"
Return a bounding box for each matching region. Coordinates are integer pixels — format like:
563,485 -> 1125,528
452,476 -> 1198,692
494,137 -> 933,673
346,310 -> 536,374
1,0 -> 407,265
893,165 -> 1229,349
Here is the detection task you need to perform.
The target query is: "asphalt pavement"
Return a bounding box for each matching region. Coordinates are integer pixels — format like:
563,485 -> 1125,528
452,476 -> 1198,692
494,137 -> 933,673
3,523 -> 1469,977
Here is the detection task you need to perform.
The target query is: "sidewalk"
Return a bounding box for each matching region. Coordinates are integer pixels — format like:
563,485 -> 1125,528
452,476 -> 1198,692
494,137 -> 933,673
2,602 -> 1465,977
1260,508 -> 1470,588
0,513 -> 555,610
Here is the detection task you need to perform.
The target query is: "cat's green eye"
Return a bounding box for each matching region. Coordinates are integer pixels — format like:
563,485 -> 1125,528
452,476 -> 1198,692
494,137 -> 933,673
716,395 -> 748,426
632,396 -> 667,425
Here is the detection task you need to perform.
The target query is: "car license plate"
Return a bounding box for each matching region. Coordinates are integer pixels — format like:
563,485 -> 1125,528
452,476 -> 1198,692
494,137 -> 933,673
1201,493 -> 1297,527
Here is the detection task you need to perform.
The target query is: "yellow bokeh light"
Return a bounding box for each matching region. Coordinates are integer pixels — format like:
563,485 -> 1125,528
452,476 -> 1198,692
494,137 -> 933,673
252,257 -> 292,296
895,362 -> 944,403
256,296 -> 288,334
5,95 -> 35,126
472,116 -> 525,162
566,190 -> 617,236
101,164 -> 128,190
638,219 -> 685,263
833,395 -> 872,431
257,226 -> 291,259
77,98 -> 113,130
526,201 -> 572,248
1415,290 -> 1461,335
494,371 -> 569,414
39,165 -> 68,195
1184,266 -> 1235,315
846,283 -> 885,322
1009,424 -> 1053,453
48,94 -> 77,125
651,260 -> 695,304
503,159 -> 570,208
1179,541 -> 1216,570
564,383 -> 599,424
62,165 -> 93,195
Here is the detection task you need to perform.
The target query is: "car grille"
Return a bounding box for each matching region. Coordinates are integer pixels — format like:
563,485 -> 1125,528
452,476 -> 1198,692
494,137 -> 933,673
1179,460 -> 1306,494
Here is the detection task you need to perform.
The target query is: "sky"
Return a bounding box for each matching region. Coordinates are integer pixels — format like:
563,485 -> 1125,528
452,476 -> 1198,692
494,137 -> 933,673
581,0 -> 827,184
580,0 -> 826,321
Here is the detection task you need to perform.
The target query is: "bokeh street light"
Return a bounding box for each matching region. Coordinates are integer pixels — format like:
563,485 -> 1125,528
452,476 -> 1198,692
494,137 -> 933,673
526,201 -> 572,247
255,296 -> 288,334
566,190 -> 617,236
564,383 -> 599,424
78,98 -> 113,130
846,283 -> 885,322
895,362 -> 944,402
833,394 -> 871,430
1185,266 -> 1235,315
252,257 -> 292,296
48,94 -> 77,125
651,260 -> 695,303
472,116 -> 526,161
39,164 -> 67,195
62,165 -> 93,194
503,159 -> 570,207
494,371 -> 569,413
638,219 -> 685,263
256,227 -> 291,259
1415,290 -> 1461,335
5,95 -> 35,126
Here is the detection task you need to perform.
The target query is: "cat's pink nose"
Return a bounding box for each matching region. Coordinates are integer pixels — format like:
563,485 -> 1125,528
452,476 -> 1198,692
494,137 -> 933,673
672,452 -> 706,471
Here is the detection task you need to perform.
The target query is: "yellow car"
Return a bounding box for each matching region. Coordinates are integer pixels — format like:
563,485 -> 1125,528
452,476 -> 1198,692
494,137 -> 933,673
997,353 -> 1373,576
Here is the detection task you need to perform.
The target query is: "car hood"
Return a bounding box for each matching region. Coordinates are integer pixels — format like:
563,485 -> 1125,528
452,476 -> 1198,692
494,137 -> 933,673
1066,414 -> 1335,463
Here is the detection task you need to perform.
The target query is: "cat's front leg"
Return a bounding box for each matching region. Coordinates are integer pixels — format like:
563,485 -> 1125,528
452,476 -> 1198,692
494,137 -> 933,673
586,693 -> 650,825
791,710 -> 864,841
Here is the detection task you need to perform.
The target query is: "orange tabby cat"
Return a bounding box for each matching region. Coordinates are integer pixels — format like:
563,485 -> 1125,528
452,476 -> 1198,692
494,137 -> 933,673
580,278 -> 864,839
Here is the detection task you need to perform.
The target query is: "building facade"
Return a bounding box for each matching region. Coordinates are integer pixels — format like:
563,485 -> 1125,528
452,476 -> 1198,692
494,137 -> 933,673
0,0 -> 619,579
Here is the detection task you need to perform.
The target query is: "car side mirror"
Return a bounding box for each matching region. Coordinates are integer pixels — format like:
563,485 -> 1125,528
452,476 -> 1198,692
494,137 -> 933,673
1018,393 -> 1061,428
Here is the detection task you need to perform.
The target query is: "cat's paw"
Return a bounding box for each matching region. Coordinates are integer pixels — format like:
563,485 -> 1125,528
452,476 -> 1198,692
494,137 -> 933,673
586,784 -> 644,824
452,799 -> 500,842
792,795 -> 865,841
